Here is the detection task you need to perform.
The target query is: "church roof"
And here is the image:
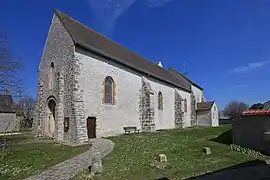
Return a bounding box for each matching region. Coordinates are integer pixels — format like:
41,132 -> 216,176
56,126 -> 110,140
168,68 -> 203,90
0,95 -> 15,113
197,101 -> 215,111
55,10 -> 203,92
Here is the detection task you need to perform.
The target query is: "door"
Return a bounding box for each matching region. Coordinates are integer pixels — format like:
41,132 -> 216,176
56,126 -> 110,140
87,117 -> 96,138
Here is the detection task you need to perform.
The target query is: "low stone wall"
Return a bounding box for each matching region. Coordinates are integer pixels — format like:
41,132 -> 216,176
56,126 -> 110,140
0,113 -> 20,133
232,115 -> 270,155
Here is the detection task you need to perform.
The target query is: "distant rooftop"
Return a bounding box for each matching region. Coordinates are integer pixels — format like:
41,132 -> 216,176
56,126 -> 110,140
242,109 -> 270,116
0,94 -> 15,113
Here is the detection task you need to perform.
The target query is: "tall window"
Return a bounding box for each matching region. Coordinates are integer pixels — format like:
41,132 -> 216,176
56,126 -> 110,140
48,62 -> 55,89
158,91 -> 163,110
184,99 -> 187,113
104,76 -> 115,104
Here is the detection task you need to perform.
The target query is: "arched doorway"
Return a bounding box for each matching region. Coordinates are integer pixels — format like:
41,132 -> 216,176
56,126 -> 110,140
44,97 -> 56,137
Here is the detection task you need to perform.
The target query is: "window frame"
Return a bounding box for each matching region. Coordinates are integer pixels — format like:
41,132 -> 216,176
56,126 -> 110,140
49,62 -> 55,90
184,99 -> 188,113
104,76 -> 115,105
158,91 -> 163,110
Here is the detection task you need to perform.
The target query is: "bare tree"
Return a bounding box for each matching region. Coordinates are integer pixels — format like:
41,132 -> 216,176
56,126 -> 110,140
0,35 -> 23,94
20,96 -> 36,128
224,101 -> 249,118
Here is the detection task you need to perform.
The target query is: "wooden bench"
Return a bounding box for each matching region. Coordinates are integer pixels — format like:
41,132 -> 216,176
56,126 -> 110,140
123,126 -> 140,134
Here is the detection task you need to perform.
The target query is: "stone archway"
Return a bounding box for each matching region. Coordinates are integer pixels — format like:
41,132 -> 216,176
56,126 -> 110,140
44,97 -> 56,137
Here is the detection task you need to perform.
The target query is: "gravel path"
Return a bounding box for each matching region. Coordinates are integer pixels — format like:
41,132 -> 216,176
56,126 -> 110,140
25,138 -> 115,180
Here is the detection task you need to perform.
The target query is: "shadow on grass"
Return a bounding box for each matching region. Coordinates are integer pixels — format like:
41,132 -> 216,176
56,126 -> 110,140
187,159 -> 270,180
210,129 -> 232,145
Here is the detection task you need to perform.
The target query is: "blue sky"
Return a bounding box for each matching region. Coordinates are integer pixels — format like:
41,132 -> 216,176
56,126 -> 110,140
1,0 -> 270,109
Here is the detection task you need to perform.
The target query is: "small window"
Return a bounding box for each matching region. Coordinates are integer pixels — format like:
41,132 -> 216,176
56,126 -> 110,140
49,62 -> 55,89
104,76 -> 115,104
158,91 -> 163,110
184,99 -> 187,113
214,106 -> 217,111
64,117 -> 69,132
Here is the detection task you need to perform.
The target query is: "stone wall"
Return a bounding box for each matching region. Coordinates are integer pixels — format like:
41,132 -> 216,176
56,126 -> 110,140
232,116 -> 270,155
35,14 -> 79,143
139,77 -> 155,131
174,89 -> 184,128
190,92 -> 197,126
0,113 -> 19,133
75,48 -> 189,138
197,110 -> 211,126
191,85 -> 203,103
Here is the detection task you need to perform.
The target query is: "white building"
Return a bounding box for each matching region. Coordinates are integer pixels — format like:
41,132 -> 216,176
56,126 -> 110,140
34,10 -> 219,144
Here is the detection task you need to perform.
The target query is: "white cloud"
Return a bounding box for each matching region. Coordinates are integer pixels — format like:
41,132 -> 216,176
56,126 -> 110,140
231,84 -> 249,89
146,0 -> 173,8
228,60 -> 270,74
87,0 -> 174,34
87,0 -> 136,34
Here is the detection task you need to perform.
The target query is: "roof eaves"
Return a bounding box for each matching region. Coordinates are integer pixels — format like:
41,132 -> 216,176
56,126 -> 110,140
75,45 -> 191,93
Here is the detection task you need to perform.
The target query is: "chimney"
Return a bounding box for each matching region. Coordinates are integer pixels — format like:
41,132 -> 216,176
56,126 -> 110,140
157,61 -> 163,68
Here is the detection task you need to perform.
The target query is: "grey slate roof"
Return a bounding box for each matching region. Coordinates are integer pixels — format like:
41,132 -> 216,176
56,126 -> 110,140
197,101 -> 215,111
55,10 -> 203,92
0,95 -> 15,113
168,68 -> 203,90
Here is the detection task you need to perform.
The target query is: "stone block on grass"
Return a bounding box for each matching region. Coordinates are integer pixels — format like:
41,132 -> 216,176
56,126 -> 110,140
203,147 -> 211,155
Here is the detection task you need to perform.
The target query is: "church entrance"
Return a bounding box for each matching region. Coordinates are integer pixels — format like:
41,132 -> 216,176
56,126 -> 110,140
44,97 -> 56,137
48,99 -> 56,135
87,117 -> 96,138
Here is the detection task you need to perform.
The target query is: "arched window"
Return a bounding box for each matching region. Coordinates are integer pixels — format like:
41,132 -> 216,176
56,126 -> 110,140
184,99 -> 187,113
158,91 -> 163,110
48,62 -> 55,89
104,76 -> 115,104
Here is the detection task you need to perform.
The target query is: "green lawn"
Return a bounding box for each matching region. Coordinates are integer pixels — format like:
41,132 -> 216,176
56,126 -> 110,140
0,132 -> 90,180
74,125 -> 262,180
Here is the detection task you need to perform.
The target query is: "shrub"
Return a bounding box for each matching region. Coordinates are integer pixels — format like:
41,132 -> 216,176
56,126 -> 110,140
229,144 -> 264,157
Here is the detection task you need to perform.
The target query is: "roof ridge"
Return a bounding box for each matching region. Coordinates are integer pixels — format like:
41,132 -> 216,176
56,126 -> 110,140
55,9 -> 160,67
52,10 -> 196,92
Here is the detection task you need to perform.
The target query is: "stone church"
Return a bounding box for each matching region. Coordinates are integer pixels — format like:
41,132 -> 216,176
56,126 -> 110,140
34,10 -> 219,144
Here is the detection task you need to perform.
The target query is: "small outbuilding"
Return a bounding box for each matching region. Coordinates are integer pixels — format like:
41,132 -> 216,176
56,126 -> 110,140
196,101 -> 219,127
0,94 -> 20,133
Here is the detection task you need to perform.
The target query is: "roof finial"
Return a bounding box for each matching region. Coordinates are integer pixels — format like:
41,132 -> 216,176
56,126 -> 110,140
157,61 -> 163,68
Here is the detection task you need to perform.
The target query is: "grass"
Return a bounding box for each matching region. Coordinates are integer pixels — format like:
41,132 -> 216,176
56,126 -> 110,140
74,125 -> 262,180
0,132 -> 90,180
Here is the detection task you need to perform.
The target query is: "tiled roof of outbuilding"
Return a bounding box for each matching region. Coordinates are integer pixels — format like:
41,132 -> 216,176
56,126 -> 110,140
197,101 -> 215,111
242,109 -> 270,116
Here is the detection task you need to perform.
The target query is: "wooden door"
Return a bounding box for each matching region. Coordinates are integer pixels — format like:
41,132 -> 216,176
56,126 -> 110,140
87,117 -> 96,138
